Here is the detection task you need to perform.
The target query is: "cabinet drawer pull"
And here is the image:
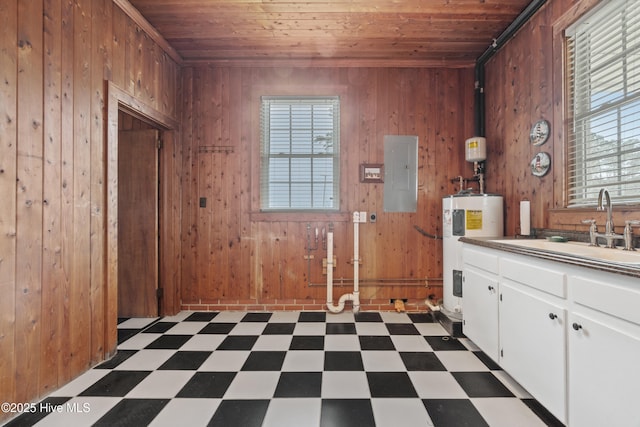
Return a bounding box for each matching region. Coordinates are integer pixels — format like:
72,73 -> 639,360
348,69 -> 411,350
487,285 -> 494,291
572,323 -> 583,331
548,313 -> 557,320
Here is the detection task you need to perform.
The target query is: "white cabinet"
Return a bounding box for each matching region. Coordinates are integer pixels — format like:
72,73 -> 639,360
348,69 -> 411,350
568,312 -> 640,427
462,246 -> 500,362
500,281 -> 566,423
463,265 -> 500,361
498,255 -> 567,424
461,241 -> 640,426
568,273 -> 640,427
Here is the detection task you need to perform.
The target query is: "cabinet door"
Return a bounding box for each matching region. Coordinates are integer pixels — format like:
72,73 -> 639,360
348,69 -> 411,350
569,313 -> 640,427
500,282 -> 566,424
462,265 -> 499,362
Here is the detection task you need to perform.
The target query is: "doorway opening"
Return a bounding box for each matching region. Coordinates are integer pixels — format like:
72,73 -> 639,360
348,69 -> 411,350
117,114 -> 161,318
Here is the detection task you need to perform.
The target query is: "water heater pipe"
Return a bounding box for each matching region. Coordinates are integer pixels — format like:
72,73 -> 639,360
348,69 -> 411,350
424,298 -> 441,312
474,0 -> 548,136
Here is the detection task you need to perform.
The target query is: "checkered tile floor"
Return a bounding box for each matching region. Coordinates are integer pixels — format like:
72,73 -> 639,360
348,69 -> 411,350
4,311 -> 563,427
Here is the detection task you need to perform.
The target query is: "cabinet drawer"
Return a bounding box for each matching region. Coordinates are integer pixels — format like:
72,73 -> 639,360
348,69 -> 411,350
462,246 -> 499,274
500,257 -> 566,298
572,274 -> 640,326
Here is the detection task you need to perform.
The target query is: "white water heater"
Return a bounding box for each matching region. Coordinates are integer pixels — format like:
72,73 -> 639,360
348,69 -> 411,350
442,193 -> 503,320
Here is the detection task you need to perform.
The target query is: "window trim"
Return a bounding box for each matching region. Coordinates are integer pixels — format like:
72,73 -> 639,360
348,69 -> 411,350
249,84 -> 349,221
546,0 -> 640,226
563,0 -> 640,207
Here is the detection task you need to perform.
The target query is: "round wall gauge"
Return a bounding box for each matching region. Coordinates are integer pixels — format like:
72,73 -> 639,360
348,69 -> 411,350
530,119 -> 550,146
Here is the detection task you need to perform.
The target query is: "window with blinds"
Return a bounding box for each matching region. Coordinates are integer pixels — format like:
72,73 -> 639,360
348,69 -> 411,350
566,0 -> 640,207
260,96 -> 340,211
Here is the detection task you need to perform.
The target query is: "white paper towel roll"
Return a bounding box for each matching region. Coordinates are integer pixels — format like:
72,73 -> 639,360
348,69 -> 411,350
520,200 -> 531,236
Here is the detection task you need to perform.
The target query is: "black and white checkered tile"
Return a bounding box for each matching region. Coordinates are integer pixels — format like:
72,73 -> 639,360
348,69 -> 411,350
3,311 -> 563,427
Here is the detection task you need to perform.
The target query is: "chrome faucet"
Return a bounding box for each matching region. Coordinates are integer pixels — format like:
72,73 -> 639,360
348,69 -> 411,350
597,188 -> 614,236
589,188 -> 625,248
583,189 -> 639,250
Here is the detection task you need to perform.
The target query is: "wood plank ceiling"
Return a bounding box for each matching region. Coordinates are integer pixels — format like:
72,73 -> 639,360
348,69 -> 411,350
126,0 -> 533,67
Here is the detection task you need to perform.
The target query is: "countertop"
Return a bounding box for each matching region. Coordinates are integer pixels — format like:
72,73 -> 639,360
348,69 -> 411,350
460,236 -> 640,279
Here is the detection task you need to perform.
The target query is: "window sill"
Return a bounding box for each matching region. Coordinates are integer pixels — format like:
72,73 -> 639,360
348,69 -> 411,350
250,211 -> 352,222
550,205 -> 640,213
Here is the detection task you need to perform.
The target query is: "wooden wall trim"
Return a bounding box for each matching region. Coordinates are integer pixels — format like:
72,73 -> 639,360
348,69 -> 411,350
249,84 -> 350,215
106,80 -> 181,355
184,58 -> 476,69
108,81 -> 180,130
112,0 -> 183,65
249,212 -> 352,223
106,82 -> 120,357
551,0 -> 602,211
551,5 -> 569,211
551,0 -> 601,34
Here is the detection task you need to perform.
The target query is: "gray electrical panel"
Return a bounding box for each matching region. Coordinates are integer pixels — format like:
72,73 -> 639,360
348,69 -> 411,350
383,135 -> 418,212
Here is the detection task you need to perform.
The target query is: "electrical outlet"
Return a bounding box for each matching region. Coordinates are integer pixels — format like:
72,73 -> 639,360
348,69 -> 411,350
359,211 -> 367,223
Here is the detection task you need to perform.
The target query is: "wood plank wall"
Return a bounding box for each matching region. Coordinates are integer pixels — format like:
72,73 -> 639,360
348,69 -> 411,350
180,66 -> 476,311
7,0 -> 637,420
0,0 -> 180,418
484,0 -> 640,235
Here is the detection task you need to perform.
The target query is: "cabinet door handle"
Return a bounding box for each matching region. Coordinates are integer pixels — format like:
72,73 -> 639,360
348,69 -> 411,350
572,323 -> 583,331
487,285 -> 494,291
548,313 -> 557,320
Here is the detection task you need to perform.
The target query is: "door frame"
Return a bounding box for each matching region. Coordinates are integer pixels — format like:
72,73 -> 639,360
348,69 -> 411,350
105,81 -> 181,357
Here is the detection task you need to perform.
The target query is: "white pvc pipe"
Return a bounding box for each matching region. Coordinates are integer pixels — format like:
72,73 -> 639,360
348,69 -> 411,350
326,212 -> 361,314
352,213 -> 361,313
327,231 -> 350,313
326,231 -> 334,309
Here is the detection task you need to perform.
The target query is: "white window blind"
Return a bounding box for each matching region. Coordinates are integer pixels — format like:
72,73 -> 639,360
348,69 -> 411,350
566,0 -> 640,207
260,96 -> 340,211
